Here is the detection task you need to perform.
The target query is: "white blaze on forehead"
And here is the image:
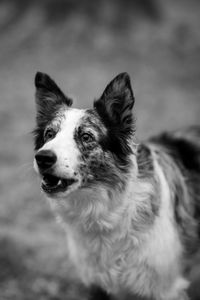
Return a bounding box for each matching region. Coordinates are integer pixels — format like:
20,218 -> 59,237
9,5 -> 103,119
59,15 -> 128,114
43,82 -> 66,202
57,107 -> 85,160
61,108 -> 85,134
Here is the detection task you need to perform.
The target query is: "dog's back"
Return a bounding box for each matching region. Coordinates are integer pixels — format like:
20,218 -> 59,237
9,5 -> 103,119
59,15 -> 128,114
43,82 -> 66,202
148,126 -> 200,255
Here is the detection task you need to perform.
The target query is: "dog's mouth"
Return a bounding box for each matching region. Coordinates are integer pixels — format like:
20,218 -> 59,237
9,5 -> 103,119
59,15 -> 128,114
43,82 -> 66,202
41,174 -> 77,194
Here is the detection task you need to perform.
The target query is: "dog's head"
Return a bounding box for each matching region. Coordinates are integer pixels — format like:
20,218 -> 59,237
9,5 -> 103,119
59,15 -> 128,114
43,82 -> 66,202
33,72 -> 136,199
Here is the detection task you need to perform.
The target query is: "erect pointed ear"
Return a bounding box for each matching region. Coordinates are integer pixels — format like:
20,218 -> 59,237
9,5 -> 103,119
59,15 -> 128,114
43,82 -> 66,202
94,72 -> 135,136
35,72 -> 72,107
33,72 -> 73,150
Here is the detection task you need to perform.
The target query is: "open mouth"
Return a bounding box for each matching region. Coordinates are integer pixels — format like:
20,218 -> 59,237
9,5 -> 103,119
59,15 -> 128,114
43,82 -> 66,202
41,174 -> 77,194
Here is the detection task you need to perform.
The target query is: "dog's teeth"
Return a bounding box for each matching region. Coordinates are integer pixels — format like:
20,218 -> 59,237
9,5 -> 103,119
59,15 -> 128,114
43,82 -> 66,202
58,179 -> 62,185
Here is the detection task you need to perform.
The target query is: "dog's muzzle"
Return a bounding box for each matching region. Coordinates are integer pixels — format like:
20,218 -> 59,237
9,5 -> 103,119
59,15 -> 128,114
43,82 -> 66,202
35,150 -> 78,194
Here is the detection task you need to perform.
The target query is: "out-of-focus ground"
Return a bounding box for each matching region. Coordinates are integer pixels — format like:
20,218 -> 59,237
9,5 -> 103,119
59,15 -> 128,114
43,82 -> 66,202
0,0 -> 200,299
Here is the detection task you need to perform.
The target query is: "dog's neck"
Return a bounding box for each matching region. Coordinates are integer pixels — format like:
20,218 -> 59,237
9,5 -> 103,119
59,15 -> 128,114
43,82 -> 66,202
51,148 -> 160,247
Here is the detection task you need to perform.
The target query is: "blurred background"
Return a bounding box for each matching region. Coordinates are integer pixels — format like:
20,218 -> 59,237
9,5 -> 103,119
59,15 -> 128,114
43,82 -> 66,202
0,0 -> 199,299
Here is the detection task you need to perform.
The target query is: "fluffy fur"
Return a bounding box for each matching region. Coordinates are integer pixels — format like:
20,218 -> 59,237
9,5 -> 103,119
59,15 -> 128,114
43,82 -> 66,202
33,72 -> 200,300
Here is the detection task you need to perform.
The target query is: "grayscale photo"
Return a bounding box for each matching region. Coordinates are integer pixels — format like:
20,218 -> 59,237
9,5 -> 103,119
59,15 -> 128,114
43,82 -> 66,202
0,1 -> 200,300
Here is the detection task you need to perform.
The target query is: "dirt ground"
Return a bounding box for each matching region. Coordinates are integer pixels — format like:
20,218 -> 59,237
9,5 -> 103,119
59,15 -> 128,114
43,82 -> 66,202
0,0 -> 200,299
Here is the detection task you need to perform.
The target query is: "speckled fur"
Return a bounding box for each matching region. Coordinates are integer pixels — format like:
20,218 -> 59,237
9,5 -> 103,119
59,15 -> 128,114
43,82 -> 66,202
33,72 -> 200,300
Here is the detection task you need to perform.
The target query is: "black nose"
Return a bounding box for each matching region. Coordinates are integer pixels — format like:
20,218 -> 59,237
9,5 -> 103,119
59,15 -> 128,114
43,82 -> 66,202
35,150 -> 57,170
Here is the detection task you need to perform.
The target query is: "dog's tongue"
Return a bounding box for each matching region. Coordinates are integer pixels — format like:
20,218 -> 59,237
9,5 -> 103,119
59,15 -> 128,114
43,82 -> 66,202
43,174 -> 60,187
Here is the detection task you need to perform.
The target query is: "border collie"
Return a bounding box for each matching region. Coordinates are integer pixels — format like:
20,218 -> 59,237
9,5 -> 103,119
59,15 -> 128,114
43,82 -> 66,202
33,72 -> 200,300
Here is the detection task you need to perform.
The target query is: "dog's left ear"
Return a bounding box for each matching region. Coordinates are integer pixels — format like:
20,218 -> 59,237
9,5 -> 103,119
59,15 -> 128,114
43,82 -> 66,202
35,72 -> 72,107
94,72 -> 135,136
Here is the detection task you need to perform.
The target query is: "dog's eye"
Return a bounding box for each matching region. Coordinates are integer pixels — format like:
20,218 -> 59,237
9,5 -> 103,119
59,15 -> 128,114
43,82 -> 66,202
44,129 -> 56,142
81,133 -> 94,144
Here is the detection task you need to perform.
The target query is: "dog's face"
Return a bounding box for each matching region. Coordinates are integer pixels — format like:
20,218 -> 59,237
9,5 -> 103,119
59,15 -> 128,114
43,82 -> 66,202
34,72 -> 135,199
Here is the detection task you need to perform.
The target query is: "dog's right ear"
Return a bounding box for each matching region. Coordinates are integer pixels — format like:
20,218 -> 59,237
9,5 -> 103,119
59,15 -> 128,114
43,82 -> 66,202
34,72 -> 73,107
34,72 -> 73,150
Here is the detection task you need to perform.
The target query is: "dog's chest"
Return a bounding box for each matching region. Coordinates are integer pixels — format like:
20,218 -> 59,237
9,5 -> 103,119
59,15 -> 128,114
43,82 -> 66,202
65,226 -> 151,293
64,202 -> 185,298
66,227 -> 127,289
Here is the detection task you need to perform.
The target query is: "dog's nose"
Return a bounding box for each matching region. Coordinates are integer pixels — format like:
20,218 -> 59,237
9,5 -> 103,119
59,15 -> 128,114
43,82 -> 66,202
35,150 -> 57,170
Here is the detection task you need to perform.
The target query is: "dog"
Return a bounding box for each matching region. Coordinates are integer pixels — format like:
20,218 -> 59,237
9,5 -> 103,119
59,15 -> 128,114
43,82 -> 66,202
33,72 -> 200,300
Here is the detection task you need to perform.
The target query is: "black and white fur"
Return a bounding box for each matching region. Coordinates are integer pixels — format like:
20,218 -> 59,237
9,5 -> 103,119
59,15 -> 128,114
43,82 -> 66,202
33,72 -> 200,300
